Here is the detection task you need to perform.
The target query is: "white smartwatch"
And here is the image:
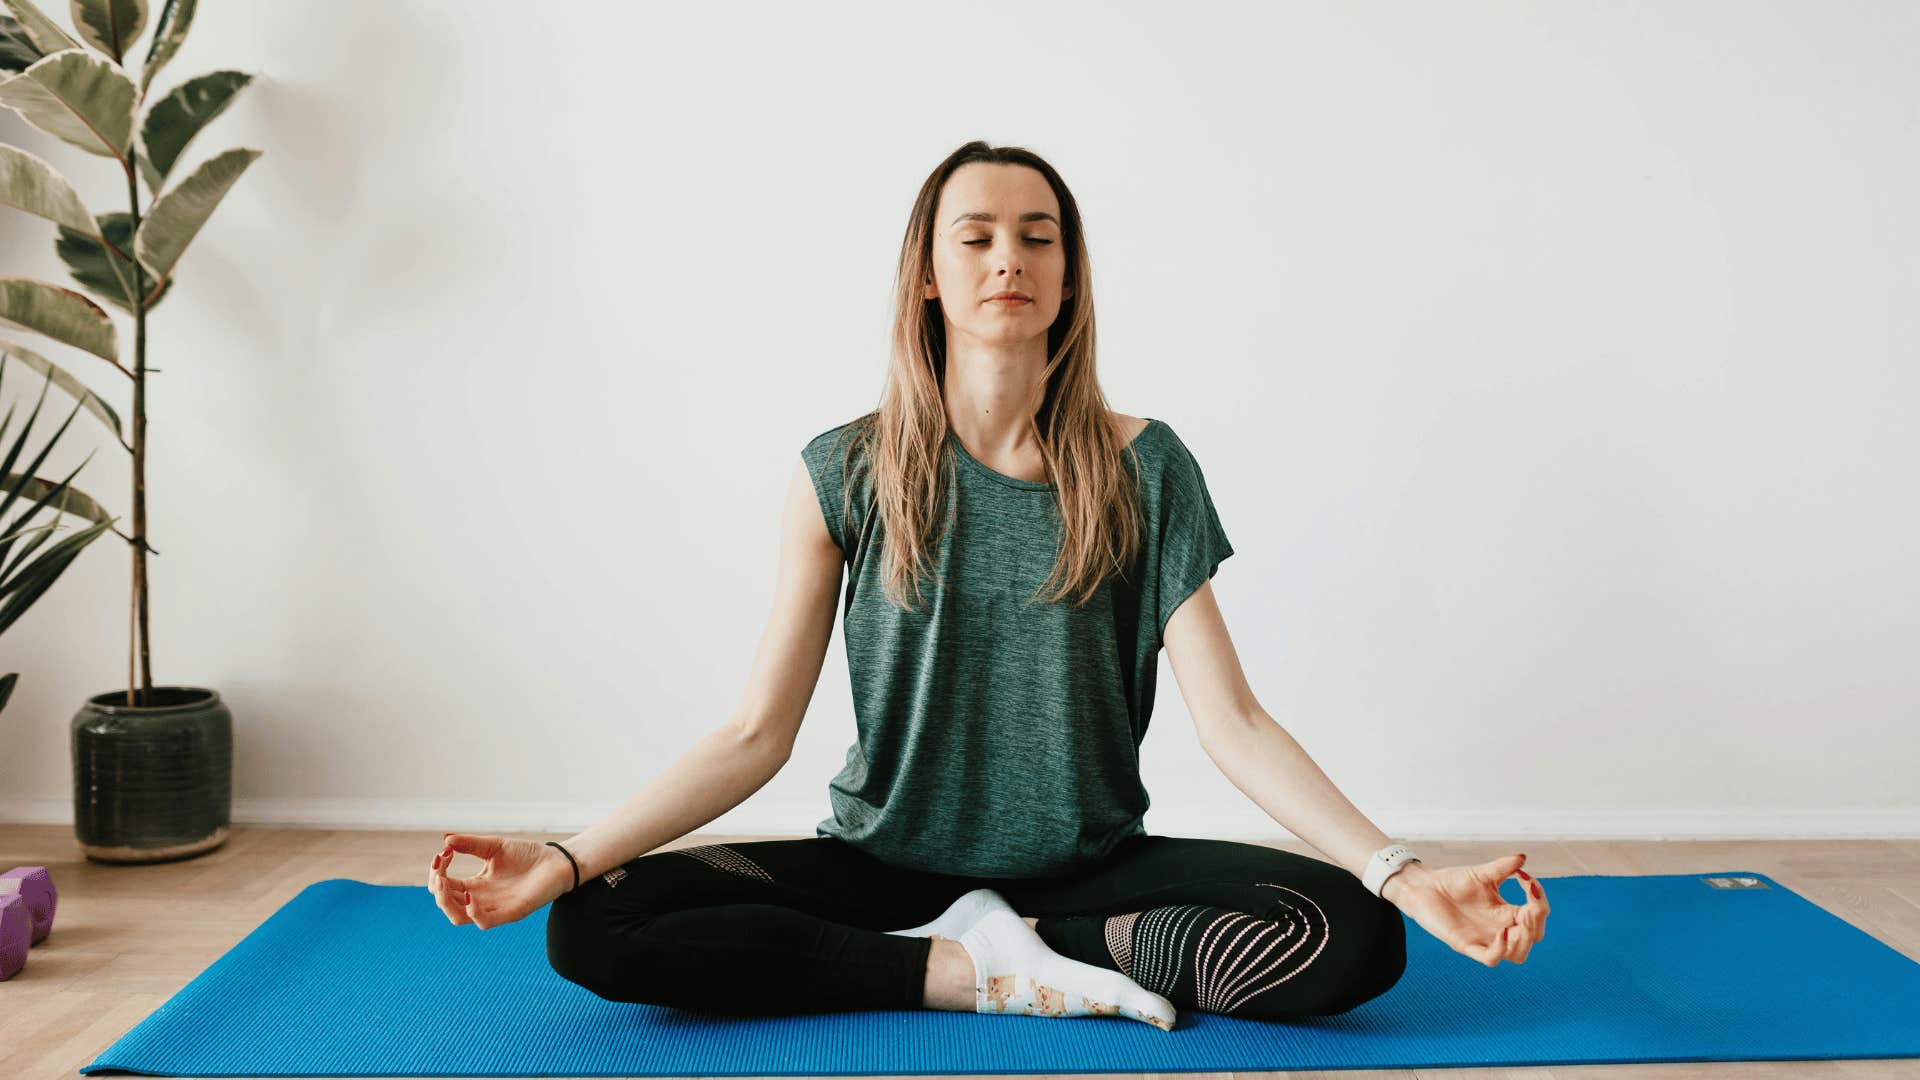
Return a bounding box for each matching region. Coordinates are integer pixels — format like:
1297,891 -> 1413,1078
1361,842 -> 1422,898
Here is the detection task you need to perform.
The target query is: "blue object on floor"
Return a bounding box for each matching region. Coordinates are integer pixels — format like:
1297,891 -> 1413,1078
81,870 -> 1920,1076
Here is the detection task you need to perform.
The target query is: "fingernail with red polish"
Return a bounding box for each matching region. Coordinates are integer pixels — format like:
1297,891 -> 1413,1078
1517,869 -> 1531,880
1531,882 -> 1543,898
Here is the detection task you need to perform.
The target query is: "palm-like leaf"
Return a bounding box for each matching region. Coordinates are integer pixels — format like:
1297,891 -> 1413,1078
0,353 -> 116,710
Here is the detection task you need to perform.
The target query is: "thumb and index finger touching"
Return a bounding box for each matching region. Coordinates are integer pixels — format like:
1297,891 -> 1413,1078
443,832 -> 503,857
435,833 -> 503,892
1482,851 -> 1550,936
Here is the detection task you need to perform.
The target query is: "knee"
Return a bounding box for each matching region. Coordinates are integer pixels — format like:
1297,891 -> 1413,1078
544,886 -> 614,997
1232,893 -> 1407,1020
1313,900 -> 1409,1016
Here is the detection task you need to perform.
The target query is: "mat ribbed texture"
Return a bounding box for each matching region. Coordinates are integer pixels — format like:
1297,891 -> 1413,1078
80,870 -> 1920,1076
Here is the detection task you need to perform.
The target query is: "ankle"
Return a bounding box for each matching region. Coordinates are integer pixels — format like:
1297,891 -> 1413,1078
921,937 -> 977,1011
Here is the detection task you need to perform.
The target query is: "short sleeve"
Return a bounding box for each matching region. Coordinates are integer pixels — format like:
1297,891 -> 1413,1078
1151,432 -> 1235,646
800,422 -> 860,560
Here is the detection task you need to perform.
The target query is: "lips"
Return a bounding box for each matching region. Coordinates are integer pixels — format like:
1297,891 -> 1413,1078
986,293 -> 1031,302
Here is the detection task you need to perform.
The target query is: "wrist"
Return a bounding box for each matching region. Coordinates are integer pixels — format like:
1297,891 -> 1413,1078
1379,861 -> 1429,906
543,842 -> 582,893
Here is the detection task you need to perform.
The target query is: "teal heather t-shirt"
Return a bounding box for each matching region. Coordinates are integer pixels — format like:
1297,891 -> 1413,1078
800,413 -> 1234,879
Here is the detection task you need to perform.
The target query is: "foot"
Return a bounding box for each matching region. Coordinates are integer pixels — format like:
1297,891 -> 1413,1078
931,916 -> 1037,942
959,908 -> 1176,1031
936,918 -> 1037,941
886,887 -> 1017,942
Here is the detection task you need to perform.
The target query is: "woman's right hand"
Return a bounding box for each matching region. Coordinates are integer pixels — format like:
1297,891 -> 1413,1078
428,833 -> 574,930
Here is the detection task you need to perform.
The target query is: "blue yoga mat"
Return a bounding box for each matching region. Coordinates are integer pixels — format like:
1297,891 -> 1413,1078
81,870 -> 1920,1076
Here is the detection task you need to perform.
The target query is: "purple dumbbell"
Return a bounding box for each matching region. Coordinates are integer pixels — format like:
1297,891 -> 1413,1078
0,866 -> 56,945
1,895 -> 26,980
0,865 -> 56,980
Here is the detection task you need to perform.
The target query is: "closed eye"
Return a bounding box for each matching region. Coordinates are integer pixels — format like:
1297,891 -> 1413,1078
963,239 -> 1053,246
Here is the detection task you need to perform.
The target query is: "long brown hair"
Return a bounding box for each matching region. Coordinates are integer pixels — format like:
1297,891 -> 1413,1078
824,141 -> 1144,613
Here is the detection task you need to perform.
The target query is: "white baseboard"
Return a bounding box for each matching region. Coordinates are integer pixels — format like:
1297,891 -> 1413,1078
3,796 -> 1917,840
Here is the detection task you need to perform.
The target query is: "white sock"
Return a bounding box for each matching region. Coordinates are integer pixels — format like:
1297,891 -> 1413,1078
957,908 -> 1177,1031
885,887 -> 1014,942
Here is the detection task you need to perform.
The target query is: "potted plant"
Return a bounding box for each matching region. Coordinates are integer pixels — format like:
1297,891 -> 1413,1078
0,353 -> 118,716
0,0 -> 262,863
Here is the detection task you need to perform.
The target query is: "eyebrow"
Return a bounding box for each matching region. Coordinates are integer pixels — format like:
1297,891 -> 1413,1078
950,211 -> 1061,229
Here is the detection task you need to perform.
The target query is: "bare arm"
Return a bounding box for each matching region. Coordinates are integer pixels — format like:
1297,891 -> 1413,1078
546,457 -> 845,884
1164,580 -> 1429,904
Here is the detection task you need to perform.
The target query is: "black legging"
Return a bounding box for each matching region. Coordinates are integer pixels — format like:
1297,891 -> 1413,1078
545,833 -> 1407,1022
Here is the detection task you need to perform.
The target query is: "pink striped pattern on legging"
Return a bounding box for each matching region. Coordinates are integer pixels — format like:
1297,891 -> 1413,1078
1106,883 -> 1332,1016
1103,910 -> 1140,977
670,843 -> 774,882
1196,883 -> 1331,1014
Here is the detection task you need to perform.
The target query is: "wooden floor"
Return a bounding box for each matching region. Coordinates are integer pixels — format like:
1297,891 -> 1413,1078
1,826 -> 1916,1079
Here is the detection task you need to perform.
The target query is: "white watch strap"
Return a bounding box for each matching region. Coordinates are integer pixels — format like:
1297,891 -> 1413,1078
1362,842 -> 1421,898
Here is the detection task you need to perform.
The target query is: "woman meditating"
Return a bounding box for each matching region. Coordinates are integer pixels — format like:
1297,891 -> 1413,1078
426,141 -> 1550,1029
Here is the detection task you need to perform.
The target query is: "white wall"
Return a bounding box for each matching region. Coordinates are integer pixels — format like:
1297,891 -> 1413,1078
3,1 -> 1915,843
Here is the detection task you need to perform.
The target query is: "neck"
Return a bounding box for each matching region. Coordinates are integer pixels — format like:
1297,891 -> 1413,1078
942,338 -> 1049,456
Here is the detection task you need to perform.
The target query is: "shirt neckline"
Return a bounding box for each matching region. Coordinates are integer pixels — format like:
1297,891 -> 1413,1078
948,418 -> 1160,491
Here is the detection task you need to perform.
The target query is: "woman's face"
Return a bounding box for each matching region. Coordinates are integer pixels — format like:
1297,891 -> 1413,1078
926,162 -> 1072,346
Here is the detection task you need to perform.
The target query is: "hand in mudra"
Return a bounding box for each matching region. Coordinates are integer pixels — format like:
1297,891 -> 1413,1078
427,833 -> 570,930
1391,852 -> 1549,967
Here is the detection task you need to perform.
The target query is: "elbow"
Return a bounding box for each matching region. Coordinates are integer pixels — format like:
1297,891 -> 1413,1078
725,720 -> 794,771
1199,702 -> 1274,758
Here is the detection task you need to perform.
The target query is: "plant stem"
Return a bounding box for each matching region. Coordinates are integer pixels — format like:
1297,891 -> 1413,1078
126,162 -> 152,706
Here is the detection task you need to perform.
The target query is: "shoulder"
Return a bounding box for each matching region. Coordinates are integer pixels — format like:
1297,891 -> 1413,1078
801,412 -> 880,499
1108,410 -> 1151,445
803,411 -> 878,460
1111,411 -> 1200,471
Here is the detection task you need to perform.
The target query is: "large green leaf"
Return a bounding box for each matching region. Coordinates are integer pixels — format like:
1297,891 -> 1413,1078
138,69 -> 251,186
0,142 -> 98,234
0,277 -> 118,362
135,0 -> 187,93
70,0 -> 147,64
56,210 -> 170,314
0,0 -> 81,56
134,145 -> 260,280
0,47 -> 136,159
136,0 -> 192,96
0,341 -> 124,444
0,14 -> 45,72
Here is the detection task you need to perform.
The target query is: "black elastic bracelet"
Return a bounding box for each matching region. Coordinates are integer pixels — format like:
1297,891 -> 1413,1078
545,841 -> 581,892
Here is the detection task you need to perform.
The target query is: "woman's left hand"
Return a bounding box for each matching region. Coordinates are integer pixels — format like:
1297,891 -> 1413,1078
1384,852 -> 1548,967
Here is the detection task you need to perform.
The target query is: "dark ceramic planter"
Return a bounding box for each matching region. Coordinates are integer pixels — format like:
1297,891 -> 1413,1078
71,686 -> 233,863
